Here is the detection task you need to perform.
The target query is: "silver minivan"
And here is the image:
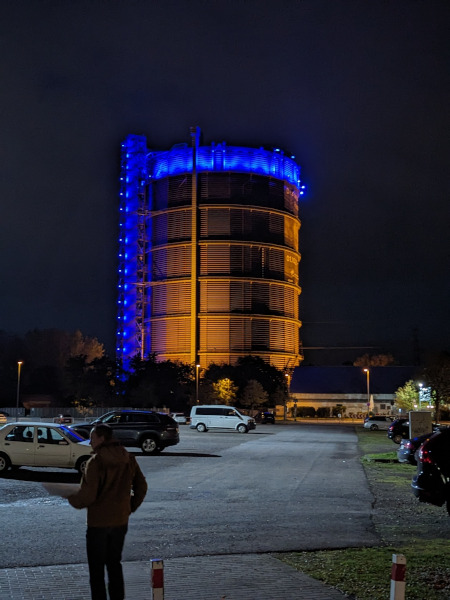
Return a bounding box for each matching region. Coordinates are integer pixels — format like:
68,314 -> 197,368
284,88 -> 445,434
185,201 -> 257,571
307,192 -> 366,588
189,405 -> 256,433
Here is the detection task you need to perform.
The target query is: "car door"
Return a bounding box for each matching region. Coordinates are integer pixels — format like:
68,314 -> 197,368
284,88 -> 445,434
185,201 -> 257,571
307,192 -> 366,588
98,412 -> 127,442
222,409 -> 241,429
100,412 -> 139,445
207,408 -> 224,428
34,426 -> 72,467
3,425 -> 36,466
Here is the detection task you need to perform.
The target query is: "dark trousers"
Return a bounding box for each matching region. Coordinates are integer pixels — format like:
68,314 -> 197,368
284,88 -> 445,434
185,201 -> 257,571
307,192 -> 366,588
86,525 -> 128,600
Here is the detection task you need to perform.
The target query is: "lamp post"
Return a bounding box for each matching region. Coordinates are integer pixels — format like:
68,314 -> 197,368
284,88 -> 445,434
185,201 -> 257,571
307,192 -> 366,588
195,364 -> 201,404
16,361 -> 23,420
363,368 -> 370,416
284,372 -> 291,420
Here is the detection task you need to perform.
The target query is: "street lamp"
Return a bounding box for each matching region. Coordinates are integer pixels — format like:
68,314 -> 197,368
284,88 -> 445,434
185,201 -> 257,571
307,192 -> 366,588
363,368 -> 370,416
195,364 -> 201,404
16,361 -> 23,420
284,372 -> 291,420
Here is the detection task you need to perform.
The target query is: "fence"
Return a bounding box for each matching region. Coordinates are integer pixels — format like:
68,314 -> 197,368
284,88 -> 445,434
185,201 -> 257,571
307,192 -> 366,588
0,406 -> 172,421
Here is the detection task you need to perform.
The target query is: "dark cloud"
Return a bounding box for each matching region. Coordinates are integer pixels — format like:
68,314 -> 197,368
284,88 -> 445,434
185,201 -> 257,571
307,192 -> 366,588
1,0 -> 449,364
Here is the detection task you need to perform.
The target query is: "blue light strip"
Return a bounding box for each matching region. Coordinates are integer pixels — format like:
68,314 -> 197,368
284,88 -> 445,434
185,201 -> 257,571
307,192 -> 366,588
148,142 -> 303,191
116,135 -> 148,364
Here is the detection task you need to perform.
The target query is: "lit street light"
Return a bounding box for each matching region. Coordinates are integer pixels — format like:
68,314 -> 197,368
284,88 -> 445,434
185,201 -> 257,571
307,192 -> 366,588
363,368 -> 370,416
16,361 -> 23,420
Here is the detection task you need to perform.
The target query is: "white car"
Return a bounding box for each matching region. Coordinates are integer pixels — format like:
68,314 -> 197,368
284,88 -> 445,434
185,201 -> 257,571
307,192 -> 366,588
0,422 -> 92,474
363,416 -> 394,431
170,413 -> 187,424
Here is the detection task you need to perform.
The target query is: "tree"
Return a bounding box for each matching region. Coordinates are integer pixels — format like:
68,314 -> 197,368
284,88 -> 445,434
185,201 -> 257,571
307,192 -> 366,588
125,355 -> 192,410
213,378 -> 238,405
394,380 -> 419,413
423,352 -> 450,421
24,328 -> 104,369
354,353 -> 395,367
240,379 -> 268,411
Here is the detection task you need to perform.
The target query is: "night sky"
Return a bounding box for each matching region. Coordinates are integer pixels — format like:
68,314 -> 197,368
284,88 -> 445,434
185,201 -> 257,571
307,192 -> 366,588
1,0 -> 449,365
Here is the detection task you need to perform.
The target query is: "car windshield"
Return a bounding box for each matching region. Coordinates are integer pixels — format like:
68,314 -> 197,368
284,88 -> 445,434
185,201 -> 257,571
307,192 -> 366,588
59,425 -> 87,443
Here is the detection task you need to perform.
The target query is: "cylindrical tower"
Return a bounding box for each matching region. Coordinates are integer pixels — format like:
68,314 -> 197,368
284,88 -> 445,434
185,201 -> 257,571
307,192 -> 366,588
117,130 -> 305,371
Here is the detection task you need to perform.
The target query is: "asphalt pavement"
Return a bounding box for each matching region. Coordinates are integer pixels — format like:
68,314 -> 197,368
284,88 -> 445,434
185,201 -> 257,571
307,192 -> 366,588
0,553 -> 349,600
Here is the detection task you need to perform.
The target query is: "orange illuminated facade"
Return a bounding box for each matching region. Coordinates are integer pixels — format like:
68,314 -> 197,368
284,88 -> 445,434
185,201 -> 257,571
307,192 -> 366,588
117,129 -> 304,371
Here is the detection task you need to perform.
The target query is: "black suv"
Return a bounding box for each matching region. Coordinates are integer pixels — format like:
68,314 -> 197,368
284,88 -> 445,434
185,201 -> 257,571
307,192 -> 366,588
69,410 -> 179,455
412,428 -> 450,514
387,418 -> 410,444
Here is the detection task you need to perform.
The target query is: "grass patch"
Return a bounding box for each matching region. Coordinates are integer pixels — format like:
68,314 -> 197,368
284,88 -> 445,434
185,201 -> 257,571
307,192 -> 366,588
280,540 -> 450,600
277,426 -> 450,599
361,451 -> 398,462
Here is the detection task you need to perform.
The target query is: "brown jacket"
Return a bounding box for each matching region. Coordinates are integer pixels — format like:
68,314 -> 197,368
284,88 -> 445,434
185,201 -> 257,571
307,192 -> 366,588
68,440 -> 147,527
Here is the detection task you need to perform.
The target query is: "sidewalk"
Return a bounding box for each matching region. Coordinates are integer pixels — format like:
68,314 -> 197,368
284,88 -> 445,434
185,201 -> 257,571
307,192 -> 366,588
0,554 -> 348,600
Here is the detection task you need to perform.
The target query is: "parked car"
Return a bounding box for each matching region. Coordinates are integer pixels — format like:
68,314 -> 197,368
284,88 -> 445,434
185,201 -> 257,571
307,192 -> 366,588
69,410 -> 179,454
363,416 -> 393,431
388,418 -> 444,444
0,422 -> 91,474
190,405 -> 256,433
397,432 -> 432,465
170,413 -> 187,424
256,411 -> 275,424
388,418 -> 410,444
54,414 -> 74,424
411,428 -> 450,513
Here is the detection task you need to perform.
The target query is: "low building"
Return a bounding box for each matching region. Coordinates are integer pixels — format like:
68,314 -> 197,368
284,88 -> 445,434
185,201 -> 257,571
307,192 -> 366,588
285,366 -> 418,417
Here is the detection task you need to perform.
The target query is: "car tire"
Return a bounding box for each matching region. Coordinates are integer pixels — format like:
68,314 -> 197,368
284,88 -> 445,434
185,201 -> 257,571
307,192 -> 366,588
196,423 -> 207,432
392,434 -> 402,444
140,436 -> 159,454
370,424 -> 378,431
0,452 -> 11,474
76,456 -> 91,475
237,424 -> 248,433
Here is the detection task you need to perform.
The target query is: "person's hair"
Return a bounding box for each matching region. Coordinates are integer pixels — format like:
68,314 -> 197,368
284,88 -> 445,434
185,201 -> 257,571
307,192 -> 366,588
91,423 -> 113,442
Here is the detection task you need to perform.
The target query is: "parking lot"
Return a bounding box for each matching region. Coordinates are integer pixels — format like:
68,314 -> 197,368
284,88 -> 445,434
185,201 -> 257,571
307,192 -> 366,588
0,423 -> 379,568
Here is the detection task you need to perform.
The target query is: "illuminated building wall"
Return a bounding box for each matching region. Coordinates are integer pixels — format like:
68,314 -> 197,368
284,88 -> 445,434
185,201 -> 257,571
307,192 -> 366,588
117,128 -> 305,371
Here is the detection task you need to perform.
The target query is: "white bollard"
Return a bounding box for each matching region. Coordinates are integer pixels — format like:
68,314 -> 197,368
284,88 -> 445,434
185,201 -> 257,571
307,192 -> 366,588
390,553 -> 406,600
151,559 -> 164,600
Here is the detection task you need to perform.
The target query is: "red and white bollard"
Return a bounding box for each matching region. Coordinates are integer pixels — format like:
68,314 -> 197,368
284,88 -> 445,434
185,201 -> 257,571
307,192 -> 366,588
151,559 -> 164,600
390,553 -> 406,600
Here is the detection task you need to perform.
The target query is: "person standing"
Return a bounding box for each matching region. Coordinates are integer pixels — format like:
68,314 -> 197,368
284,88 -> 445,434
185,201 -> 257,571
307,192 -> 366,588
67,423 -> 148,600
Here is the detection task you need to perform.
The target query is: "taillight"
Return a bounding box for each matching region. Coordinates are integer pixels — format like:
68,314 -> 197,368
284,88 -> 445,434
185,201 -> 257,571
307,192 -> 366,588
419,446 -> 433,464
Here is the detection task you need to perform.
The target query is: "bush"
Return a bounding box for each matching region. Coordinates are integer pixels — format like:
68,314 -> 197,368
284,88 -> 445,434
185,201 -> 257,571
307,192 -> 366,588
316,406 -> 331,418
297,406 -> 316,417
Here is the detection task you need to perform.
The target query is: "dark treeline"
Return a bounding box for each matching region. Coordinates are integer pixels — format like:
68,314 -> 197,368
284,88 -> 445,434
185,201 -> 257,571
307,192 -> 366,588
0,329 -> 289,414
